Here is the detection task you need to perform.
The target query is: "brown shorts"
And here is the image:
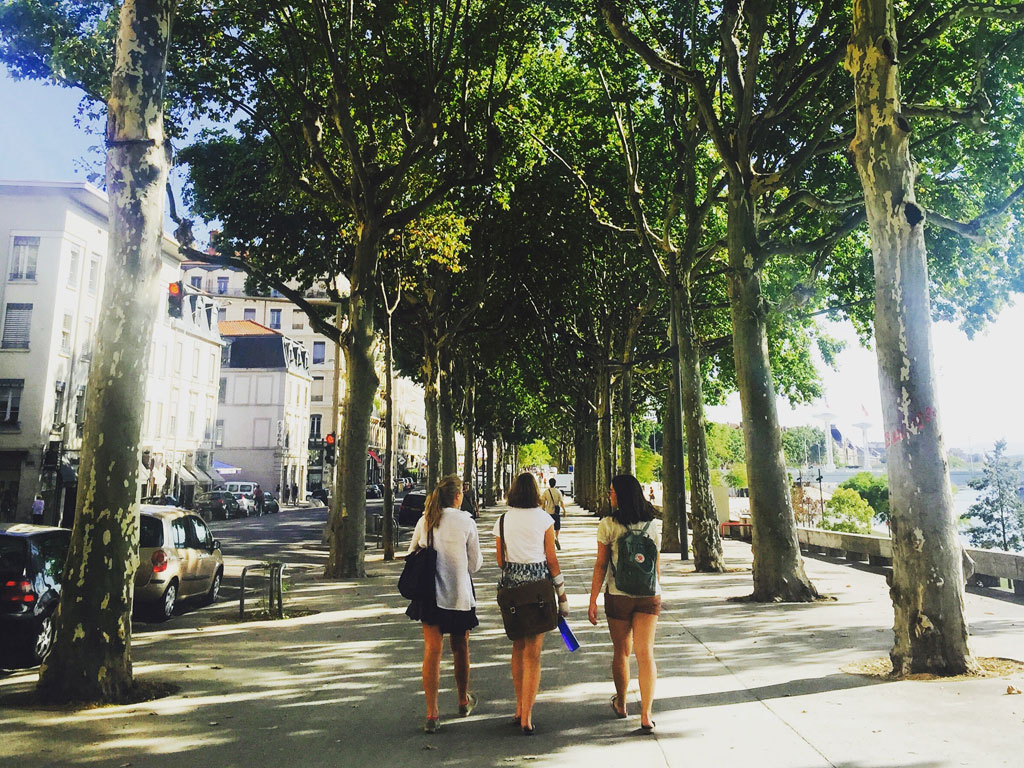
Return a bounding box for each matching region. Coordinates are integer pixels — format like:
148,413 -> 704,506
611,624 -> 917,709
604,593 -> 662,621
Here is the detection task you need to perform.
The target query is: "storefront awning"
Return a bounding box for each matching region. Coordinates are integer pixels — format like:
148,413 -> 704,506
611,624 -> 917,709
138,461 -> 151,483
189,464 -> 214,487
368,448 -> 382,466
213,459 -> 242,476
207,468 -> 226,486
177,465 -> 198,485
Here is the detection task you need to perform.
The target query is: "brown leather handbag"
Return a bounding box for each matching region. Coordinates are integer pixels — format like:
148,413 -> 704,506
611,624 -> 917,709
496,514 -> 558,640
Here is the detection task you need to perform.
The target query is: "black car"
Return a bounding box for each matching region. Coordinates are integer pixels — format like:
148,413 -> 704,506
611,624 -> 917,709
397,490 -> 427,527
366,484 -> 383,499
194,491 -> 242,520
0,523 -> 71,667
262,492 -> 280,514
141,494 -> 179,507
307,488 -> 329,506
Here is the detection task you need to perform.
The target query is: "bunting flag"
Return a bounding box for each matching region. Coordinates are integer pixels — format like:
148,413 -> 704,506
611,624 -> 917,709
861,402 -> 871,419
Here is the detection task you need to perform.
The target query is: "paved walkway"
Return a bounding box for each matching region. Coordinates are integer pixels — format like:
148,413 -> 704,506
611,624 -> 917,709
2,503 -> 1023,768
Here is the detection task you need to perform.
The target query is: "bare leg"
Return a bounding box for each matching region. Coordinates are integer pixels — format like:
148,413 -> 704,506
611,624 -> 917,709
450,630 -> 470,706
422,623 -> 443,719
519,633 -> 546,729
511,637 -> 526,719
631,613 -> 658,727
607,617 -> 632,715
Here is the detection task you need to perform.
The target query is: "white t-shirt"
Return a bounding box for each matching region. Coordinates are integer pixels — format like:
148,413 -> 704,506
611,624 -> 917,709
597,516 -> 661,597
408,507 -> 482,611
492,507 -> 552,564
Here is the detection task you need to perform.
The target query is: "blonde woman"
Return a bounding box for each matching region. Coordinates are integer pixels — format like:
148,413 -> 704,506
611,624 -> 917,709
493,472 -> 568,735
407,475 -> 483,733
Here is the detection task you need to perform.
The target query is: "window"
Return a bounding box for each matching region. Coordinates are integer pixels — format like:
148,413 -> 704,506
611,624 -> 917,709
256,375 -> 272,405
140,516 -> 163,548
188,393 -> 197,434
53,381 -> 65,425
309,414 -> 322,438
171,519 -> 188,549
269,308 -> 282,329
87,256 -> 100,296
312,341 -> 325,364
186,516 -> 213,550
60,313 -> 73,354
218,377 -> 227,403
240,307 -> 255,322
1,303 -> 32,349
155,402 -> 163,436
74,386 -> 86,428
270,288 -> 283,298
8,236 -> 39,281
311,376 -> 324,402
81,319 -> 93,358
193,348 -> 200,378
215,419 -> 224,447
39,536 -> 69,581
67,245 -> 81,288
209,352 -> 216,383
190,275 -> 203,289
174,342 -> 182,371
0,379 -> 23,425
217,307 -> 226,322
217,276 -> 228,294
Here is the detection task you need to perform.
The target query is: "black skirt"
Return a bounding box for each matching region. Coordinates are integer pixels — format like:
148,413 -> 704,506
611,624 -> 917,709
407,598 -> 479,635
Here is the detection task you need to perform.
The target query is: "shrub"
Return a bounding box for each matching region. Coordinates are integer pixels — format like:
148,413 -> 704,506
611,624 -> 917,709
822,487 -> 874,534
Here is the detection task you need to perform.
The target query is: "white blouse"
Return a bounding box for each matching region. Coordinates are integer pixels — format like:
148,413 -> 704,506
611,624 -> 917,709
408,507 -> 483,611
492,507 -> 553,563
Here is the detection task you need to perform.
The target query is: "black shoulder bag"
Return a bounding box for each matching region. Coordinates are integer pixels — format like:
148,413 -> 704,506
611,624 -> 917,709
398,527 -> 436,602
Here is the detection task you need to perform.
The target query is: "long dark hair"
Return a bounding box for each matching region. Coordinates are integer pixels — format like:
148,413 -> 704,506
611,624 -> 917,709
507,472 -> 542,508
610,474 -> 656,526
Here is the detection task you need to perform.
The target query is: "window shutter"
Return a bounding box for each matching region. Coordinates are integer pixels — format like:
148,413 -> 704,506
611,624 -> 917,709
2,304 -> 32,349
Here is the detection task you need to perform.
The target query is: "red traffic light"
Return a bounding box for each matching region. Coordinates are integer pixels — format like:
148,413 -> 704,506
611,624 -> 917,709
168,281 -> 182,296
324,433 -> 336,445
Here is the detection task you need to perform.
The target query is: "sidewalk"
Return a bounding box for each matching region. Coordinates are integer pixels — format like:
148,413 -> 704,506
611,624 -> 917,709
2,503 -> 1022,768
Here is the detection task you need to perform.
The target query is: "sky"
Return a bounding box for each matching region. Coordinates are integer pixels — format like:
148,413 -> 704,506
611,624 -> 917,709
2,70 -> 1023,454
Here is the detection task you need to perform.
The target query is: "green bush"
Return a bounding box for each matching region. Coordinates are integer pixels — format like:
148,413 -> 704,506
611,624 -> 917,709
838,472 -> 889,522
822,487 -> 874,534
635,446 -> 662,484
724,462 -> 747,489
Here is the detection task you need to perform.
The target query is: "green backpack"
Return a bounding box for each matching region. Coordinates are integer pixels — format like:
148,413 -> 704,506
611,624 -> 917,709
610,521 -> 658,596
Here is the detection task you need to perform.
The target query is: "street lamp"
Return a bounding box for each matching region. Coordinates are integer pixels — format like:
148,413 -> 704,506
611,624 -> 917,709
816,467 -> 825,525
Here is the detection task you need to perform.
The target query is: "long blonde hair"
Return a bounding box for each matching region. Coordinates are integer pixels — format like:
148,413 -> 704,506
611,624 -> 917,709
425,475 -> 462,530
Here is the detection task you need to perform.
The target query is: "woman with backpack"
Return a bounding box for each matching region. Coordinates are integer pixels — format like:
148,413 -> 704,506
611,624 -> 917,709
406,475 -> 483,733
587,473 -> 661,732
494,472 -> 569,735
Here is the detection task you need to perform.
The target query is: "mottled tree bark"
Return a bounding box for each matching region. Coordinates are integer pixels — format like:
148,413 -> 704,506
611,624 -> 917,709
325,227 -> 380,579
381,290 -> 397,562
617,367 -> 636,475
439,354 -> 457,478
38,0 -> 177,703
595,372 -> 613,517
462,378 -> 475,488
422,341 -> 441,491
728,184 -> 817,602
484,437 -> 495,507
847,0 -> 977,675
679,282 -> 725,572
660,299 -> 683,554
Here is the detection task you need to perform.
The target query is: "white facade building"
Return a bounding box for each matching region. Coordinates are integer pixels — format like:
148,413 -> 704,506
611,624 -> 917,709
216,320 -> 311,501
0,181 -> 223,523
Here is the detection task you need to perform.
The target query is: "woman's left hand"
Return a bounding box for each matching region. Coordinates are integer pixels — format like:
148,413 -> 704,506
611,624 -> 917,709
587,600 -> 599,626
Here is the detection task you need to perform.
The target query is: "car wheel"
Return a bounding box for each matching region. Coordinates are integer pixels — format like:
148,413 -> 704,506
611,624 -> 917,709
32,615 -> 54,664
205,570 -> 222,605
157,580 -> 178,621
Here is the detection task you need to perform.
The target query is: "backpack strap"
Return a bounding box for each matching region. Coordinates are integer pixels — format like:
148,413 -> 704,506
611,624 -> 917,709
640,520 -> 652,536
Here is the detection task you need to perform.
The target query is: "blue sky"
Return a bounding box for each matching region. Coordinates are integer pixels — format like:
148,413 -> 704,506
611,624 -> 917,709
3,69 -> 1022,454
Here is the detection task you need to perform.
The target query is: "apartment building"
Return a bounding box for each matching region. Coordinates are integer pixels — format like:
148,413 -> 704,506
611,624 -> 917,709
216,320 -> 311,499
182,262 -> 429,489
0,180 -> 223,523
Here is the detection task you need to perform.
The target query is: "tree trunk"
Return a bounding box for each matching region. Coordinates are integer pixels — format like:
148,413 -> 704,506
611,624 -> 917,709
440,357 -> 457,477
382,307 -> 396,562
618,366 -> 636,475
494,438 -> 504,501
595,372 -> 613,517
325,227 -> 380,579
727,184 -> 816,601
660,343 -> 682,554
38,0 -> 176,704
462,379 -> 475,488
847,0 -> 977,675
679,281 -> 725,572
573,399 -> 594,512
422,340 -> 441,491
484,438 -> 495,507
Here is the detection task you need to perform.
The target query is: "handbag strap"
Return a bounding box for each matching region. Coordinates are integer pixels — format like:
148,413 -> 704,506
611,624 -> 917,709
499,513 -> 508,563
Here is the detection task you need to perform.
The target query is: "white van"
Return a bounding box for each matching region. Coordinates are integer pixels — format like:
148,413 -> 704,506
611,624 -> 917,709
223,481 -> 258,515
552,473 -> 574,496
224,481 -> 257,496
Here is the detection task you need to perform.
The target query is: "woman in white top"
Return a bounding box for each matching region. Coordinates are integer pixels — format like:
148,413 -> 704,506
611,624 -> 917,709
407,475 -> 483,733
493,472 -> 568,735
587,473 -> 661,732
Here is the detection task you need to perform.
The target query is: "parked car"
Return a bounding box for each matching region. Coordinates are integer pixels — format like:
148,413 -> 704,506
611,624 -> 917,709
141,494 -> 179,507
134,506 -> 223,621
232,492 -> 256,516
366,483 -> 383,499
224,481 -> 258,496
194,490 -> 242,521
397,490 -> 427,527
262,492 -> 280,515
306,488 -> 329,506
0,523 -> 71,666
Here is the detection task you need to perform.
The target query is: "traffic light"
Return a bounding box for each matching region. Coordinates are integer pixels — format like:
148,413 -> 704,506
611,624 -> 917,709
168,281 -> 184,318
323,433 -> 336,464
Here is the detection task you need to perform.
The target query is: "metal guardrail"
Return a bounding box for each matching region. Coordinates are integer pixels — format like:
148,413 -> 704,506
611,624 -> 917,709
726,523 -> 1024,595
239,562 -> 287,619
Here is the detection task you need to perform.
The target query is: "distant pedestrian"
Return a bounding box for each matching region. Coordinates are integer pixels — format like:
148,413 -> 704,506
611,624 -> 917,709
540,478 -> 564,550
493,472 -> 567,735
291,482 -> 298,506
31,494 -> 45,525
588,474 -> 661,732
460,481 -> 480,519
254,483 -> 264,516
648,486 -> 655,504
406,475 -> 482,733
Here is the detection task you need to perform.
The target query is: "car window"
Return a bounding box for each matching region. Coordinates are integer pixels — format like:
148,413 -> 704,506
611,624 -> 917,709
0,535 -> 27,574
39,535 -> 69,582
140,515 -> 164,547
185,517 -> 213,550
171,519 -> 188,549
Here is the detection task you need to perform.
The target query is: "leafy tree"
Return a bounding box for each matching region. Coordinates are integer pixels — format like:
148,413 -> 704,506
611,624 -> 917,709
724,463 -> 748,491
519,440 -> 552,469
706,423 -> 746,469
840,472 -> 890,524
823,488 -> 874,534
781,426 -> 827,468
966,440 -> 1024,552
635,446 -> 661,484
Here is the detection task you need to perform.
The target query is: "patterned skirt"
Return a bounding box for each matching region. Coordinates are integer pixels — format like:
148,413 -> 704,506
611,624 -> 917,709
497,561 -> 551,590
